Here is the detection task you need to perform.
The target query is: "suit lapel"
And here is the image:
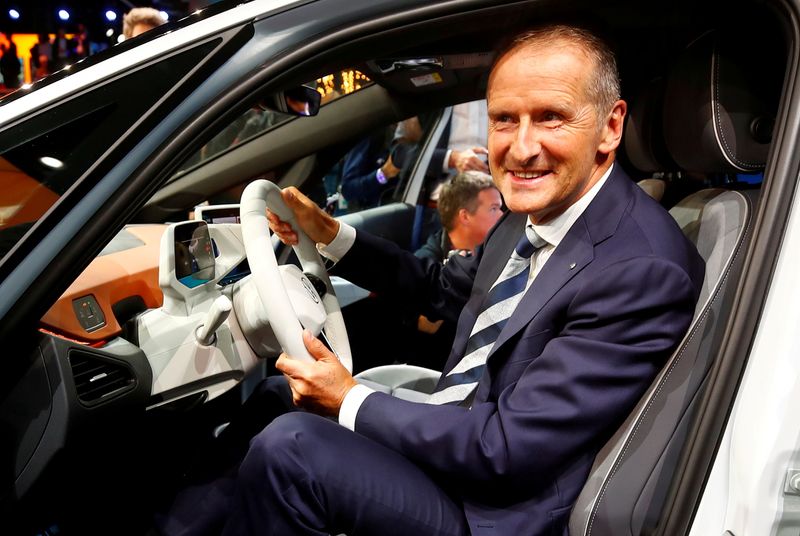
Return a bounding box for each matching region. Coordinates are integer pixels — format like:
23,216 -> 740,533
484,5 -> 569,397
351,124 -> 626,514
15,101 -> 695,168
490,221 -> 594,354
472,212 -> 529,296
486,166 -> 635,361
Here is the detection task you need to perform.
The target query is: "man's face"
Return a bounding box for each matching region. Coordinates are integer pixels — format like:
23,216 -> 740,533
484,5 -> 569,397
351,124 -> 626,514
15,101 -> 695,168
465,188 -> 503,246
487,40 -> 624,224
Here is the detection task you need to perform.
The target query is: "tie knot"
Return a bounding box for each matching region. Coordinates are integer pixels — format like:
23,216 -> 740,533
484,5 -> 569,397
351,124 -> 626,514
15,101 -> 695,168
514,226 -> 547,258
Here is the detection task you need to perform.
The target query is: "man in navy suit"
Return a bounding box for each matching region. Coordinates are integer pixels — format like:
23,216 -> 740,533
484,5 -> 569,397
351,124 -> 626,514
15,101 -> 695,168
225,25 -> 704,535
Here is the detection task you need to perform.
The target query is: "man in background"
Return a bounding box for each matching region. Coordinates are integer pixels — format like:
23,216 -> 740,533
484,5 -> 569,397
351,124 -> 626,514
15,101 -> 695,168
123,7 -> 166,40
413,170 -> 503,368
416,170 -> 503,264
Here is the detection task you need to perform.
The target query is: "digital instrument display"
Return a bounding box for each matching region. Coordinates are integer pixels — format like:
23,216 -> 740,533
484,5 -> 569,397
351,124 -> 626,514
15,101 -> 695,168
197,205 -> 240,224
174,222 -> 215,288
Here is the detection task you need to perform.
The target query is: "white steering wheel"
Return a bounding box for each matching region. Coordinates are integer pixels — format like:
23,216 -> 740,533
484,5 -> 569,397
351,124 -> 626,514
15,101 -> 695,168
239,180 -> 352,372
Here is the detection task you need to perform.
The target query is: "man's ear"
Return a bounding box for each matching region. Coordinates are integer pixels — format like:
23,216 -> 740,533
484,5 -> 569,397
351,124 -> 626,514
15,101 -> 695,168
597,100 -> 627,155
457,207 -> 471,227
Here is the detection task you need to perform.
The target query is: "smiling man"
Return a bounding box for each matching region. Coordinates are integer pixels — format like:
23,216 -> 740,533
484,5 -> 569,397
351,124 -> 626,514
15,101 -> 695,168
218,25 -> 705,536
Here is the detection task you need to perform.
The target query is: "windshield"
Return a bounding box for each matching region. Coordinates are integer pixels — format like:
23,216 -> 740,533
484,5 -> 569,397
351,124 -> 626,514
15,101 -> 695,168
175,68 -> 372,173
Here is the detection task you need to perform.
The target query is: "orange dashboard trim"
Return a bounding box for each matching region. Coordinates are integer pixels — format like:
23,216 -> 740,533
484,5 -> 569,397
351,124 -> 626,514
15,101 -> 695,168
0,157 -> 60,229
40,225 -> 167,342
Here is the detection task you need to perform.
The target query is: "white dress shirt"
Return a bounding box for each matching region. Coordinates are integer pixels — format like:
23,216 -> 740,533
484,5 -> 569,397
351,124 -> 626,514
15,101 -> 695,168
320,164 -> 614,430
442,100 -> 488,172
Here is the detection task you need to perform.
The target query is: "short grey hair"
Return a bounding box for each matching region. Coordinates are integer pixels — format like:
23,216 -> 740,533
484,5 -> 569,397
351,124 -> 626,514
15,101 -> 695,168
493,25 -> 621,117
438,171 -> 498,231
123,7 -> 165,38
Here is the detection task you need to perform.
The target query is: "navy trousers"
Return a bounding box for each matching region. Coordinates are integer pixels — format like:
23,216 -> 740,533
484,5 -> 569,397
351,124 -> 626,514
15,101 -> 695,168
159,377 -> 470,536
221,411 -> 470,535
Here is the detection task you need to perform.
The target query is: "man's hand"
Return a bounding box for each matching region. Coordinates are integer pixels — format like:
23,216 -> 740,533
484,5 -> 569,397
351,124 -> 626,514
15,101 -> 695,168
380,154 -> 402,180
276,329 -> 358,417
266,186 -> 339,246
449,146 -> 490,173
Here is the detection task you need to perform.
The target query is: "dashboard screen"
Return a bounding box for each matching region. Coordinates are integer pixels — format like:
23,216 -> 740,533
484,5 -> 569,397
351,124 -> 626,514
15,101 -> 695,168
197,205 -> 240,224
174,222 -> 215,288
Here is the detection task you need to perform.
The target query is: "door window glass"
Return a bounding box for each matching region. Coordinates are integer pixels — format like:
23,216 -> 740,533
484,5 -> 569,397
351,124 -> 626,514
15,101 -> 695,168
322,115 -> 423,215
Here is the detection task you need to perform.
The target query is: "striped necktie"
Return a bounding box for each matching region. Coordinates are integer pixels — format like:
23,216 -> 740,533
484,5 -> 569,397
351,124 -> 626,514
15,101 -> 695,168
428,226 -> 547,405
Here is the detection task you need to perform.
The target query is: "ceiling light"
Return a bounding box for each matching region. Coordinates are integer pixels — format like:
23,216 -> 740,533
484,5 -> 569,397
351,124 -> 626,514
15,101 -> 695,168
8,9 -> 20,20
105,10 -> 117,22
58,9 -> 70,21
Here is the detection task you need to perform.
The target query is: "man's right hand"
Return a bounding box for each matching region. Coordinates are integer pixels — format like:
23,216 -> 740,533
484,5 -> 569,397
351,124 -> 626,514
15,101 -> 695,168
266,186 -> 340,246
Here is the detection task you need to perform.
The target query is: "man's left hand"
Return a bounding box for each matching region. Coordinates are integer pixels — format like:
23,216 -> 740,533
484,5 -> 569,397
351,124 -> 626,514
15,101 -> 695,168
276,329 -> 358,417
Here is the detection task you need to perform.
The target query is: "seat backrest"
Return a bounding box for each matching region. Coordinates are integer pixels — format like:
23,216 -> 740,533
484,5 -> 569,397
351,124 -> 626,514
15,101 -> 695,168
569,187 -> 755,535
636,178 -> 666,202
625,77 -> 673,204
569,30 -> 779,535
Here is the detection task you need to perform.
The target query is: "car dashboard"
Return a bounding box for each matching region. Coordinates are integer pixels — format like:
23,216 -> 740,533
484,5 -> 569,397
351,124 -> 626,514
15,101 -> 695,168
38,208 -> 266,408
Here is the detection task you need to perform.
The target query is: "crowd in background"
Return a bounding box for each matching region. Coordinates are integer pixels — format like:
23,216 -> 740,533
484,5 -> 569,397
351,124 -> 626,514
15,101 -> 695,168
0,6 -> 170,94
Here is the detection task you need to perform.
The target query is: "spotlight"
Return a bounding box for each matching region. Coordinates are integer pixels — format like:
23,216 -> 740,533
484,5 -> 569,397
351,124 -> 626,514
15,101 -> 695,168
57,9 -> 69,21
105,10 -> 117,22
105,28 -> 114,37
159,10 -> 169,21
40,156 -> 64,169
116,34 -> 125,44
8,8 -> 20,20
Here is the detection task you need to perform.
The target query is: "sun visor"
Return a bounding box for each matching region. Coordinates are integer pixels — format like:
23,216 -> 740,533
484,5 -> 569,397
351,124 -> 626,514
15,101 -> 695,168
366,52 -> 493,93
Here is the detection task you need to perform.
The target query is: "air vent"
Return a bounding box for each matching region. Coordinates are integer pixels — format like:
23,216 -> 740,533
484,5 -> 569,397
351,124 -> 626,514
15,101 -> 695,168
69,350 -> 135,406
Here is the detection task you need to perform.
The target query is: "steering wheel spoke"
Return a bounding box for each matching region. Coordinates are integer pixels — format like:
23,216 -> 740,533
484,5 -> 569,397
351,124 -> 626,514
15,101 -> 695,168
239,180 -> 353,372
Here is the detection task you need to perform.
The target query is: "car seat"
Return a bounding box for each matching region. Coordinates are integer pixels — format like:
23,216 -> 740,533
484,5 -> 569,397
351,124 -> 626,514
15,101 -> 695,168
624,77 -> 675,203
568,30 -> 777,535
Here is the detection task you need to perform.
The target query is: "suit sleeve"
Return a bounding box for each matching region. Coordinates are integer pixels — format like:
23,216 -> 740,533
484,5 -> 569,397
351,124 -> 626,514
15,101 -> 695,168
340,138 -> 389,207
352,255 -> 698,496
425,118 -> 451,180
428,148 -> 449,177
332,229 -> 480,324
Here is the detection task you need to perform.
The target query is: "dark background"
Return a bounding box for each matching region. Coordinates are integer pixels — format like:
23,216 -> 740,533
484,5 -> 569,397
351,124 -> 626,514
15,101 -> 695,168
0,0 -> 202,38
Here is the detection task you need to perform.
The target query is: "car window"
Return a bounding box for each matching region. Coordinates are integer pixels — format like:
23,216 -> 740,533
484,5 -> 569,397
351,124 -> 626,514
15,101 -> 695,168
315,113 -> 429,216
0,39 -> 220,264
177,68 -> 373,172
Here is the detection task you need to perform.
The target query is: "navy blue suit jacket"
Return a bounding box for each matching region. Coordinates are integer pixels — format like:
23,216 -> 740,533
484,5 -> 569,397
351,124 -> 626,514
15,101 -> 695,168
333,164 -> 705,535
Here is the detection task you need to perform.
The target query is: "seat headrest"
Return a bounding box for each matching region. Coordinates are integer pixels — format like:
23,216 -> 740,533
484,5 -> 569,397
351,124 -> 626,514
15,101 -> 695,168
663,31 -> 782,173
624,78 -> 675,173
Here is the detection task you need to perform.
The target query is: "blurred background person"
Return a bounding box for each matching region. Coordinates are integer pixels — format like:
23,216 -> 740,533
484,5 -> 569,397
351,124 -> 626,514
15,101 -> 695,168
415,170 -> 503,264
412,171 -> 503,362
72,24 -> 90,60
430,100 -> 490,178
337,117 -> 422,212
123,7 -> 167,40
29,33 -> 52,81
0,34 -> 21,90
51,28 -> 70,71
412,99 -> 489,250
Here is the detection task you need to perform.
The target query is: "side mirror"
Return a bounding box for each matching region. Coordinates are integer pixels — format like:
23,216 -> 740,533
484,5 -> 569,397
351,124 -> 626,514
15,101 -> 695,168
261,85 -> 321,117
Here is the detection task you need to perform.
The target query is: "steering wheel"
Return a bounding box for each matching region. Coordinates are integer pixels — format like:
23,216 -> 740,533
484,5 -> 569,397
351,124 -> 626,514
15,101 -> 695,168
239,180 -> 352,372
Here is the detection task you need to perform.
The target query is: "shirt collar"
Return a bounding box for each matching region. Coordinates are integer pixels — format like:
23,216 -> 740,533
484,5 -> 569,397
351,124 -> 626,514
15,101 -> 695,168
528,163 -> 614,248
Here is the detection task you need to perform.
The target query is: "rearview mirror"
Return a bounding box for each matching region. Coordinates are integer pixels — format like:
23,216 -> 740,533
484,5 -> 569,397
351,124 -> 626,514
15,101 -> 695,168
260,85 -> 321,117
